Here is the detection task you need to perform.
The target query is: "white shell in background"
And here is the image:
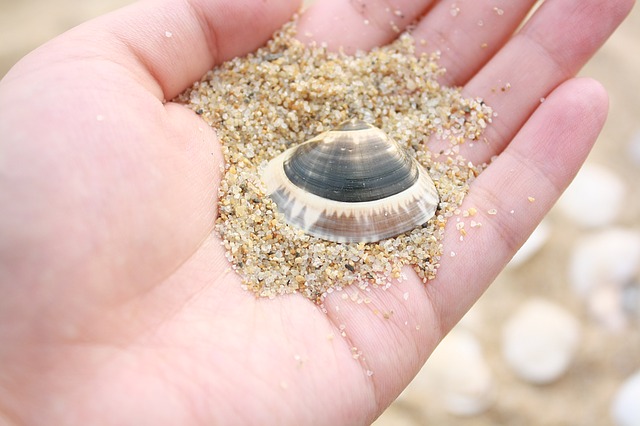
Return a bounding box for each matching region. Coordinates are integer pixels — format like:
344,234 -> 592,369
261,119 -> 439,243
400,328 -> 494,416
555,163 -> 626,228
508,220 -> 551,268
569,228 -> 640,329
611,370 -> 640,426
371,406 -> 416,426
628,129 -> 640,166
502,298 -> 581,384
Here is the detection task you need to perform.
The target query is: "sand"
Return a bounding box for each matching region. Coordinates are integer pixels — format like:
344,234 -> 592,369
179,22 -> 491,303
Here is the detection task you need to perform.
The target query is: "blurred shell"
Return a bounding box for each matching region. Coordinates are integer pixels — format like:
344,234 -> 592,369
502,298 -> 581,384
400,327 -> 495,416
611,369 -> 640,426
261,119 -> 439,243
568,228 -> 640,329
507,220 -> 551,268
556,163 -> 626,228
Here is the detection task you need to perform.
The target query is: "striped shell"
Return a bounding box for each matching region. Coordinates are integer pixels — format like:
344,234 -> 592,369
261,119 -> 439,243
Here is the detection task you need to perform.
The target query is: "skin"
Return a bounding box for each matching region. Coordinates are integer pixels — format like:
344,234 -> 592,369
0,0 -> 634,424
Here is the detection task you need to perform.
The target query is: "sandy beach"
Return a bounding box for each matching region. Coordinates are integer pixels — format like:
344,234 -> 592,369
2,1 -> 639,424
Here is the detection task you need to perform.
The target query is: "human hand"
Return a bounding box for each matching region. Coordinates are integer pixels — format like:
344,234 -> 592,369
0,0 -> 633,424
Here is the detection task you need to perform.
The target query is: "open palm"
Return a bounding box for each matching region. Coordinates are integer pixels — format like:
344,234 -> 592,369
0,0 -> 633,424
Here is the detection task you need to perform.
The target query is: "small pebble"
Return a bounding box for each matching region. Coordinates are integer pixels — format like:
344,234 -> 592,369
611,370 -> 640,426
556,163 -> 626,228
502,298 -> 581,384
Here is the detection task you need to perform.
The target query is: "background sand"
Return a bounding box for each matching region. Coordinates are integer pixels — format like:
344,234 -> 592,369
1,1 -> 639,425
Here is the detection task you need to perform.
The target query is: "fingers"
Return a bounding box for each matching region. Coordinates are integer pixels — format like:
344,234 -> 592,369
428,77 -> 609,331
297,0 -> 436,53
318,79 -> 607,401
411,0 -> 537,86
316,75 -> 603,410
455,0 -> 634,165
296,0 -> 632,170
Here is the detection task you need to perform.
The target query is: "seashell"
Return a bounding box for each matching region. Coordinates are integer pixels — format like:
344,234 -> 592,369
611,369 -> 640,426
507,220 -> 551,268
399,327 -> 495,417
261,119 -> 439,243
555,163 -> 626,228
501,298 -> 581,385
568,228 -> 640,330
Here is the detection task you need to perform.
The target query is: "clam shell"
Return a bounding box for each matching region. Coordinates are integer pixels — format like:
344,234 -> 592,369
261,119 -> 439,243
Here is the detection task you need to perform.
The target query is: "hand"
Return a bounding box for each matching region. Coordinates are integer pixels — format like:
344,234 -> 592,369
0,0 -> 633,424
